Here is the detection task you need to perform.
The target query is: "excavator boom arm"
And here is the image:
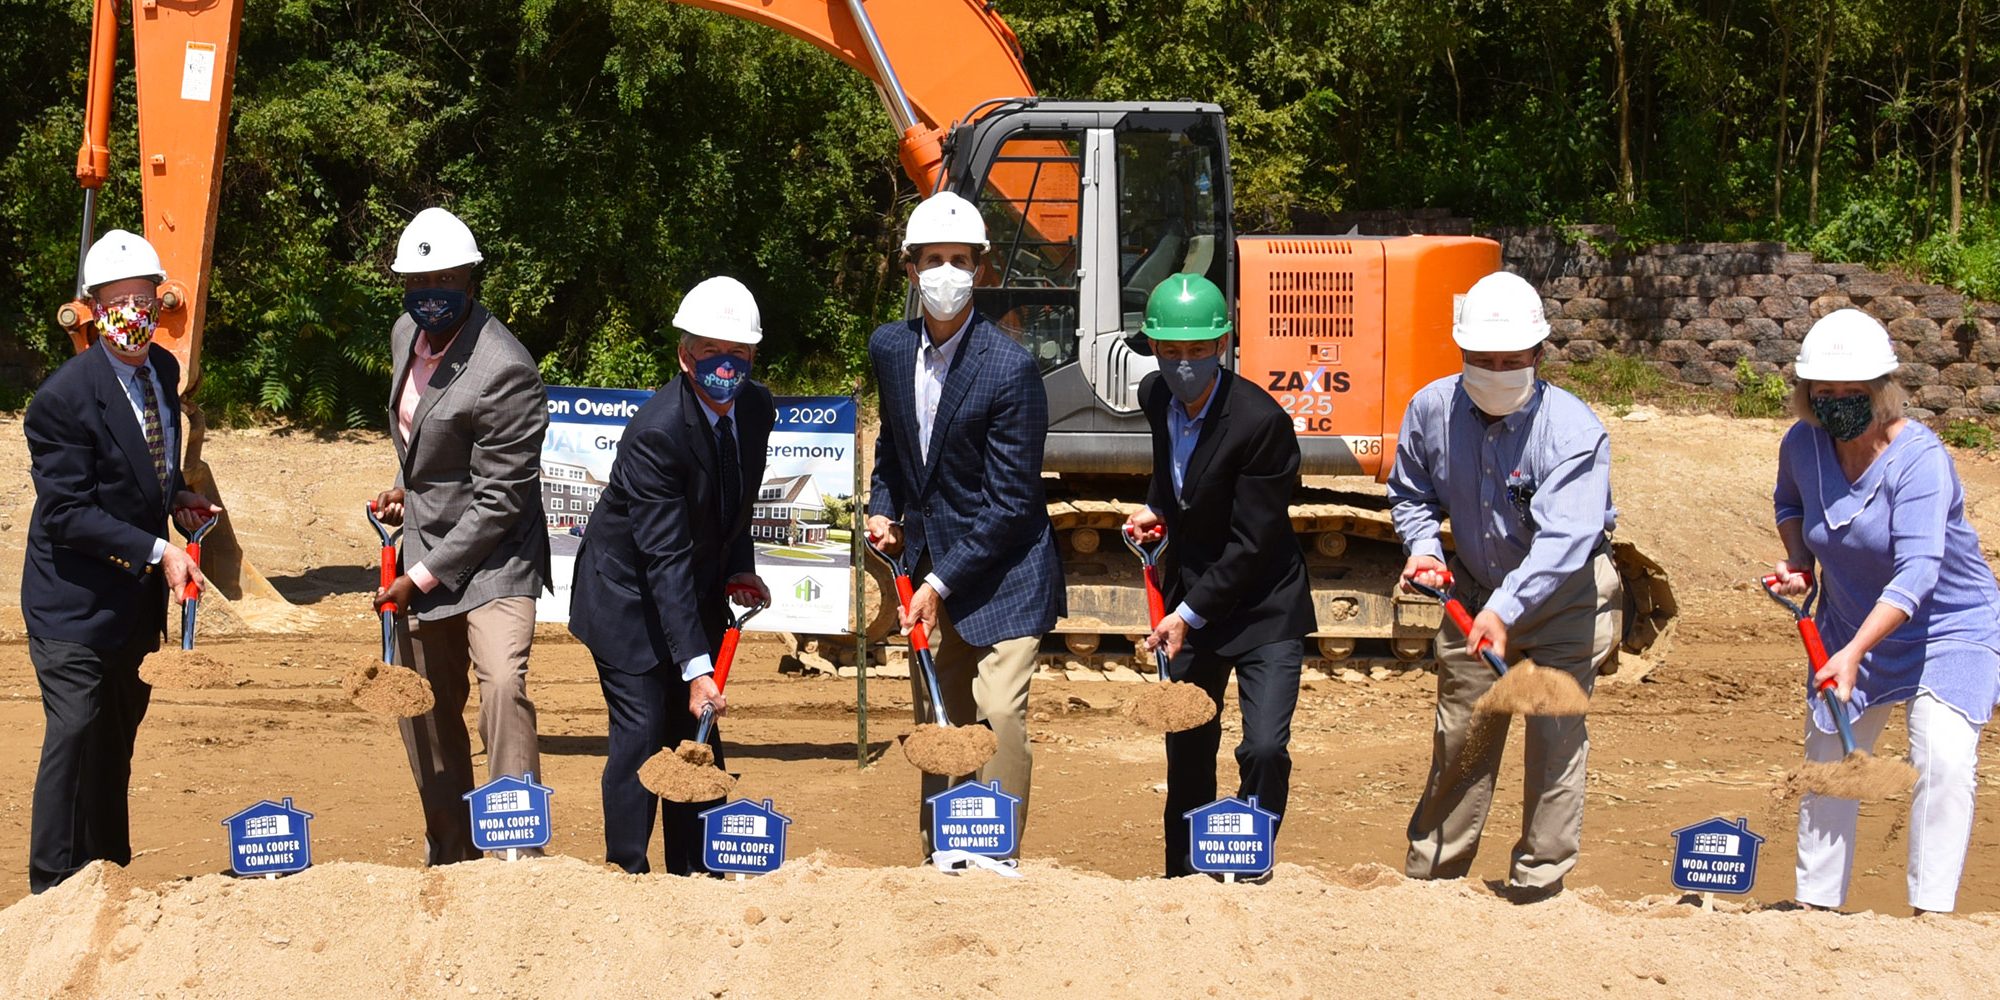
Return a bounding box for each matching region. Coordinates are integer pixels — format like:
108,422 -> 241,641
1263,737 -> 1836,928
677,0 -> 1034,192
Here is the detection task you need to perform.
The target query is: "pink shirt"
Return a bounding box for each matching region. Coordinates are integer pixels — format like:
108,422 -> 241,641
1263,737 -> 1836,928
396,330 -> 458,593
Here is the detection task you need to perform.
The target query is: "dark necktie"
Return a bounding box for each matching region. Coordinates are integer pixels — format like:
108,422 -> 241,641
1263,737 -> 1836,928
716,415 -> 740,530
133,365 -> 169,497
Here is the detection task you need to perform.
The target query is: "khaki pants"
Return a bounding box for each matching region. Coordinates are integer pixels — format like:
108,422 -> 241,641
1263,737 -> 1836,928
1405,552 -> 1621,890
397,595 -> 541,865
912,605 -> 1039,859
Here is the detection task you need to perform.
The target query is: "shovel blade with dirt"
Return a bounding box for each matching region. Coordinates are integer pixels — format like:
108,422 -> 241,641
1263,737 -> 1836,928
346,502 -> 435,718
1120,523 -> 1218,733
1760,574 -> 1917,802
864,536 -> 999,775
1407,575 -> 1589,717
140,515 -> 237,689
640,594 -> 764,803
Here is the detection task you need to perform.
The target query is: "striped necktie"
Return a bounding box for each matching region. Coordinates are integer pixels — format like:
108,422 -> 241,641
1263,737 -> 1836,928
133,365 -> 169,497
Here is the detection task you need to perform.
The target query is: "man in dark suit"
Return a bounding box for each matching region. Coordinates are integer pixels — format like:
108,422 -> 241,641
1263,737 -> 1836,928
23,229 -> 221,892
865,191 -> 1064,857
371,208 -> 552,865
569,276 -> 773,875
1122,273 -> 1314,878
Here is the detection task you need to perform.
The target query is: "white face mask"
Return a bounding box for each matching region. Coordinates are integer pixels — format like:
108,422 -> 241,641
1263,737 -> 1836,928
917,263 -> 974,321
1461,364 -> 1537,416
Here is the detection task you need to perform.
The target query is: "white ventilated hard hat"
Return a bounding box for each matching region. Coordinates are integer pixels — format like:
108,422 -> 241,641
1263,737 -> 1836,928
1452,271 -> 1549,352
1795,308 -> 1899,381
391,207 -> 483,274
672,276 -> 763,345
82,229 -> 166,290
902,191 -> 989,251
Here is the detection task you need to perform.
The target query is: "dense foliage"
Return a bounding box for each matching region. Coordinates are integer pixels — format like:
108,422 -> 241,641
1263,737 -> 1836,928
3,0 -> 1997,423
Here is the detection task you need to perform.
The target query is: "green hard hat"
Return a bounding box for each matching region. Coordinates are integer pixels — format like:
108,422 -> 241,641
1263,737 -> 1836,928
1143,273 -> 1232,341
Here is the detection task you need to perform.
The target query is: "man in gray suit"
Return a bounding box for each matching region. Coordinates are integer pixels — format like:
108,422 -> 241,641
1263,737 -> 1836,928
372,207 -> 552,865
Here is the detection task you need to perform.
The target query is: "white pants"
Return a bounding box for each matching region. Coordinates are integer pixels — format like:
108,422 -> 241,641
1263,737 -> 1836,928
1796,693 -> 1984,912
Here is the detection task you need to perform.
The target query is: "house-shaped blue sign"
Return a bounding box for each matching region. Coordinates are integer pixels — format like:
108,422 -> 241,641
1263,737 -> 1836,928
464,772 -> 555,853
1183,795 -> 1278,877
1670,816 -> 1764,894
700,798 -> 793,876
925,779 -> 1020,859
222,797 -> 314,876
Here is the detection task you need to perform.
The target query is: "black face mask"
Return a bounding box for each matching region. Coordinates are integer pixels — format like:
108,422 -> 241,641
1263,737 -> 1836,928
403,288 -> 469,334
1810,394 -> 1874,442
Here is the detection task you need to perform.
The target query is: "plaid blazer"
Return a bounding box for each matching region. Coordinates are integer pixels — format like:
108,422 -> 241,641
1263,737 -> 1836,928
867,315 -> 1063,647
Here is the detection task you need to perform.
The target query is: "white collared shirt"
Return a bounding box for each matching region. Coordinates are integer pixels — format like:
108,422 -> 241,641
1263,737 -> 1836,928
914,311 -> 974,465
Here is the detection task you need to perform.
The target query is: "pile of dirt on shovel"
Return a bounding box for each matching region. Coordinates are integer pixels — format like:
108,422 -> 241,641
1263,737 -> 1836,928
1128,681 -> 1217,732
137,648 -> 234,689
901,723 -> 997,775
3,856 -> 1996,999
341,660 -> 435,717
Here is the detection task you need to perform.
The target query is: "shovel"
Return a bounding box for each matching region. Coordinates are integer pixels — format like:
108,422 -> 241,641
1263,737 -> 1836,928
1405,572 -> 1589,717
341,501 -> 436,718
640,592 -> 765,802
1759,572 -> 1916,800
1120,523 -> 1217,732
139,514 -> 233,688
864,533 -> 997,775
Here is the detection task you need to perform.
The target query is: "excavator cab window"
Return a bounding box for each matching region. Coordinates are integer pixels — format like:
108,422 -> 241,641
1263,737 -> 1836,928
1115,120 -> 1231,340
971,131 -> 1085,373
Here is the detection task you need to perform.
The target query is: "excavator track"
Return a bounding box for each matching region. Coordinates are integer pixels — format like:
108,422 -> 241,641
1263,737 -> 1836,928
826,480 -> 1676,679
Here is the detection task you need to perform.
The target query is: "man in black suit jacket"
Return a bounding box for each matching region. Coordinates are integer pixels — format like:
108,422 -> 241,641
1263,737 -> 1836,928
569,276 -> 773,875
22,230 -> 220,892
1123,274 -> 1314,878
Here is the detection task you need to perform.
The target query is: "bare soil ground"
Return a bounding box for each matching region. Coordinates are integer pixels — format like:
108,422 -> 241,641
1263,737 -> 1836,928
0,410 -> 1996,996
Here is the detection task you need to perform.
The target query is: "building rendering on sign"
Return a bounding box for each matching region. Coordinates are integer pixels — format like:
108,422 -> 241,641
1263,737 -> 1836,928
542,460 -> 606,532
751,474 -> 830,545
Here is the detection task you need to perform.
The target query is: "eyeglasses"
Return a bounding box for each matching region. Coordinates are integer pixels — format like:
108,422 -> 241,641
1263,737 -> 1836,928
100,294 -> 161,312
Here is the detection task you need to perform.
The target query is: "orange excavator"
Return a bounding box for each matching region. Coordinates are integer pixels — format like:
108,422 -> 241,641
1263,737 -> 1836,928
58,0 -> 1674,664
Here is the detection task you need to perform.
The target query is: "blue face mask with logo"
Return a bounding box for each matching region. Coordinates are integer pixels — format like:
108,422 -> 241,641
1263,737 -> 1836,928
403,288 -> 469,334
693,352 -> 752,404
1159,355 -> 1221,405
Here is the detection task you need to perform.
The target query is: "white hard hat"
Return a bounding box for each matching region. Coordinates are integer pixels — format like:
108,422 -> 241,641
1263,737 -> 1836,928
82,229 -> 166,291
391,207 -> 483,274
672,276 -> 763,345
902,191 -> 989,251
1451,271 -> 1550,352
1795,308 -> 1899,381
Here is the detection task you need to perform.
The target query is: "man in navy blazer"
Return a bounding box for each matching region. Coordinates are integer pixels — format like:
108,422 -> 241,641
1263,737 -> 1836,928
22,230 -> 220,892
569,276 -> 773,875
866,192 -> 1064,857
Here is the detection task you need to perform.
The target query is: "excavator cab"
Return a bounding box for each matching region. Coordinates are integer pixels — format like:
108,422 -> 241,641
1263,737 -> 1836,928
943,101 -> 1234,475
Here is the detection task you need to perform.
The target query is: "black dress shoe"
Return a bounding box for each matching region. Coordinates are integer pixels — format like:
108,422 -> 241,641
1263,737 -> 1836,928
1504,879 -> 1564,904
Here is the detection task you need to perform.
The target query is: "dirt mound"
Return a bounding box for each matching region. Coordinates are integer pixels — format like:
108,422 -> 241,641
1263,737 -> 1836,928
137,648 -> 235,689
637,744 -> 735,803
3,856 -> 1995,998
901,723 -> 997,775
1129,681 -> 1217,732
340,660 -> 435,717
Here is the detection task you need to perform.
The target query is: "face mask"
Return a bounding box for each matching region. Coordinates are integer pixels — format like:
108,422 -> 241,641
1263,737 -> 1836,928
692,352 -> 752,404
403,288 -> 469,334
1461,364 -> 1537,416
1810,394 -> 1874,442
98,298 -> 158,354
917,264 -> 974,320
1159,354 -> 1221,406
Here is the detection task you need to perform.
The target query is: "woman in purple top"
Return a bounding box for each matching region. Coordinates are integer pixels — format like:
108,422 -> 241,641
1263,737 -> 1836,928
1769,309 -> 2000,915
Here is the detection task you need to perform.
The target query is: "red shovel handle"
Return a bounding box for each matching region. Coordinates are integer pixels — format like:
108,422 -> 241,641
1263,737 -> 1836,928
1796,618 -> 1837,693
1142,566 -> 1167,628
377,544 -> 399,614
714,627 -> 741,691
893,572 -> 930,651
182,540 -> 203,602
